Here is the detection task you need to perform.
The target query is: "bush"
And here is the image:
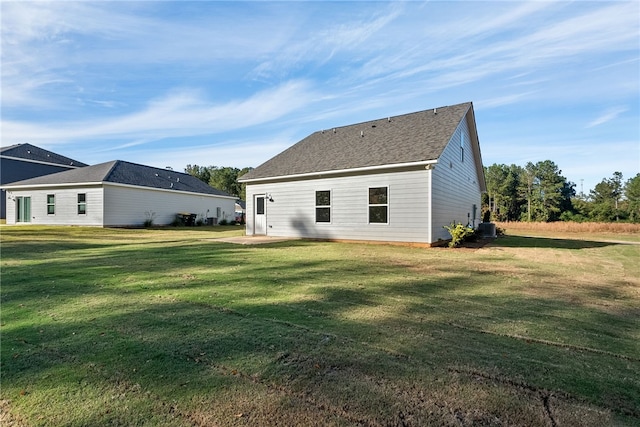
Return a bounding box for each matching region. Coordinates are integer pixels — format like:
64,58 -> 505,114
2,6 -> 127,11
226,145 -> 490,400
219,219 -> 228,226
444,222 -> 476,248
143,210 -> 156,228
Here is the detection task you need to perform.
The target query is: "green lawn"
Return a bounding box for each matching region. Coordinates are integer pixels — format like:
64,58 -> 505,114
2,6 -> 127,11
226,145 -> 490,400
1,226 -> 639,426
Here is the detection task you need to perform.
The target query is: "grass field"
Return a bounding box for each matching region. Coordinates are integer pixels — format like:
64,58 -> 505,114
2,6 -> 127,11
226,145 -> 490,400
1,225 -> 639,426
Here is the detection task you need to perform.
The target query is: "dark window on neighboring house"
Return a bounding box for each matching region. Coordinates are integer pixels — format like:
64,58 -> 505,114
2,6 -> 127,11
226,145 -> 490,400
315,190 -> 331,223
47,194 -> 55,215
77,193 -> 87,215
368,187 -> 388,224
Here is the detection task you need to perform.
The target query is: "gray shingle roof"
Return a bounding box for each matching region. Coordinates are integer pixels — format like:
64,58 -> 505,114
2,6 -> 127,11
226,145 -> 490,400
240,102 -> 472,181
0,143 -> 88,167
4,160 -> 234,197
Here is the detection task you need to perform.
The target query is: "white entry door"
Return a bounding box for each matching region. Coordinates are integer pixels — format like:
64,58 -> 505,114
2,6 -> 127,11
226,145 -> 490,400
254,195 -> 266,235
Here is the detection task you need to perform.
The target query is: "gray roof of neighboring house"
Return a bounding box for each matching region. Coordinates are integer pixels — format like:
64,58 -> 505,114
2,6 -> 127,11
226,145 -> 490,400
0,143 -> 88,168
4,160 -> 235,197
240,102 -> 474,181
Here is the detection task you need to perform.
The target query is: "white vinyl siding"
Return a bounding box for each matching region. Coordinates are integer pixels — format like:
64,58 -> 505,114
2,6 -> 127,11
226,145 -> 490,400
4,184 -> 235,227
245,169 -> 431,243
102,184 -> 235,227
431,119 -> 482,241
5,186 -> 104,226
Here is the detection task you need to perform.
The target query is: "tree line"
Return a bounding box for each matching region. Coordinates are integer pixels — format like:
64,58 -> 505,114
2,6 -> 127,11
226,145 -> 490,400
185,164 -> 252,200
184,162 -> 640,223
484,161 -> 640,223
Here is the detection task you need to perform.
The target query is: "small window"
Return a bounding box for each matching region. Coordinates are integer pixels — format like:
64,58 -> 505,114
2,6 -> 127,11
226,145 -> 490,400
256,196 -> 265,215
368,187 -> 388,224
77,193 -> 87,215
47,194 -> 55,215
315,190 -> 331,223
460,133 -> 465,162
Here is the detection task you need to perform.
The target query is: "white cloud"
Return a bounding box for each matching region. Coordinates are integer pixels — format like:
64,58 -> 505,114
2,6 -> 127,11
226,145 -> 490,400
248,4 -> 403,81
353,1 -> 637,97
1,80 -> 317,145
477,92 -> 539,109
1,1 -> 308,108
586,107 -> 628,128
98,136 -> 296,172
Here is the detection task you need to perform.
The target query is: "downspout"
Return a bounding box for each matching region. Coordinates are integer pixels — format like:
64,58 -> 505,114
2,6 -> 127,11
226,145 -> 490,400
427,168 -> 433,243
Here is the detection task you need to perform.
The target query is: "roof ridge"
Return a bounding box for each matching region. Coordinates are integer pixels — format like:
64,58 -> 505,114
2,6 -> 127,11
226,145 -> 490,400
317,102 -> 471,133
0,143 -> 22,153
109,159 -> 194,177
0,143 -> 88,167
101,160 -> 121,182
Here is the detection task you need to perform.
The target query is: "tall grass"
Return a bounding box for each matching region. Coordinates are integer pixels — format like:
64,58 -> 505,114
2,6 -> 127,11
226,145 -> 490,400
496,221 -> 640,234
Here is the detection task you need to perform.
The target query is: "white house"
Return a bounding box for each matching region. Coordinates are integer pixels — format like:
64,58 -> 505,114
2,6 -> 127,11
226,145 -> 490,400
3,160 -> 237,227
238,102 -> 486,246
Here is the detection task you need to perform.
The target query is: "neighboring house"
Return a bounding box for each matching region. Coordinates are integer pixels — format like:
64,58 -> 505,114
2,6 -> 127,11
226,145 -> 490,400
238,102 -> 486,245
0,143 -> 88,220
3,160 -> 236,227
235,200 -> 246,223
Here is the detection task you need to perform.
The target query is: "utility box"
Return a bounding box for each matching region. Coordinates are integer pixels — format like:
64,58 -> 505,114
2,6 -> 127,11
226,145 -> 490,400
478,222 -> 496,238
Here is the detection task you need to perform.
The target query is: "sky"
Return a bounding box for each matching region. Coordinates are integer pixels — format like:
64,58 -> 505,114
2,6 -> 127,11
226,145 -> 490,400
2,1 -> 639,194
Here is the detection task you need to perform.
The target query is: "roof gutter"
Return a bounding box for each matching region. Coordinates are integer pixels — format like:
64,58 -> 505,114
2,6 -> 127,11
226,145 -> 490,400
1,181 -> 104,190
103,182 -> 238,199
1,181 -> 237,200
239,159 -> 439,183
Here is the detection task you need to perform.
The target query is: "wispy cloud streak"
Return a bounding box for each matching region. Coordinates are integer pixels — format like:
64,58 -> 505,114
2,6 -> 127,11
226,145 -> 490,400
586,107 -> 628,128
2,81 -> 316,145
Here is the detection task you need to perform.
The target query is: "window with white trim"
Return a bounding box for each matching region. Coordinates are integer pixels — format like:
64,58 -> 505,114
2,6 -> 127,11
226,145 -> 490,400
368,187 -> 388,224
315,190 -> 331,223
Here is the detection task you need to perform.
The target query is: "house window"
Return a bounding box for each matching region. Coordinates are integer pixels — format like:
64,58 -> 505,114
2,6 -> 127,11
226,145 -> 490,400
77,193 -> 87,215
47,194 -> 55,215
315,190 -> 331,223
460,133 -> 465,162
368,187 -> 388,224
216,207 -> 222,219
16,196 -> 31,223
